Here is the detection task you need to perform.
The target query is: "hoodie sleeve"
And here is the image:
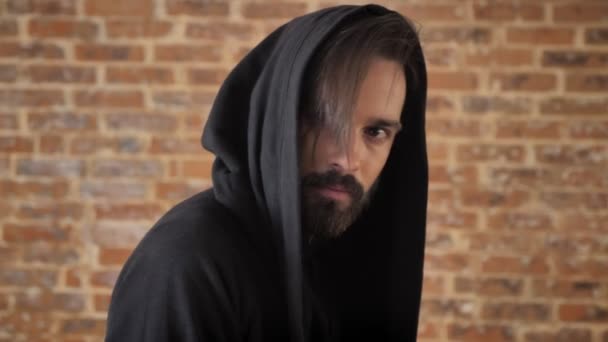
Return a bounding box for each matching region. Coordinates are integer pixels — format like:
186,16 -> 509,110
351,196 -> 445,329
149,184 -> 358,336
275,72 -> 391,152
105,246 -> 241,342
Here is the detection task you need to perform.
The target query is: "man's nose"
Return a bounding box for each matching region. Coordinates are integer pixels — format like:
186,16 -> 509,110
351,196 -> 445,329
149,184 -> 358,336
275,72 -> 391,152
330,134 -> 361,173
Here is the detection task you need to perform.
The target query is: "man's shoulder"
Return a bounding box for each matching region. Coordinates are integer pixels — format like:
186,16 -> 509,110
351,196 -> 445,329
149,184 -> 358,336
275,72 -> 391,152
130,189 -> 246,270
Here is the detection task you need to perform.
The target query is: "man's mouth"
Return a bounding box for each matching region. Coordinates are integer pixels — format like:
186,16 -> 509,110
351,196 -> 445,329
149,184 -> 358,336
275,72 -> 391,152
315,185 -> 352,201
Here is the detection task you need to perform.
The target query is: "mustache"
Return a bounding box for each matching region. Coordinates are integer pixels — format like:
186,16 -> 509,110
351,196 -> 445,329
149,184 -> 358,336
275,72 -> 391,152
301,169 -> 364,201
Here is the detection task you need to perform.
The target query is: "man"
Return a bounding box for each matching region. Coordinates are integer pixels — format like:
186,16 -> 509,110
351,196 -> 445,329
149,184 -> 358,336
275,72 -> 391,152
106,4 -> 427,342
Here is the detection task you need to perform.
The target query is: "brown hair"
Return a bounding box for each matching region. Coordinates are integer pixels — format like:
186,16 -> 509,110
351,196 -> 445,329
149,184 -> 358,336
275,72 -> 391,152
300,10 -> 420,150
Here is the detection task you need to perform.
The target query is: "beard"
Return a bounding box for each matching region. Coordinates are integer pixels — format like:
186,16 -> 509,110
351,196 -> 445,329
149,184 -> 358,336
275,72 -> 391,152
301,169 -> 375,243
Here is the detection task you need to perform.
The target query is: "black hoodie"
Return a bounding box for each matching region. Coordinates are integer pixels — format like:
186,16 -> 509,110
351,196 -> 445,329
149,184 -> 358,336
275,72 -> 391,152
105,4 -> 427,342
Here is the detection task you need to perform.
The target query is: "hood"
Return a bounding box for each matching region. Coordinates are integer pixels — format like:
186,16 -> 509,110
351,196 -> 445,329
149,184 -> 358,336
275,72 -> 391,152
201,4 -> 428,341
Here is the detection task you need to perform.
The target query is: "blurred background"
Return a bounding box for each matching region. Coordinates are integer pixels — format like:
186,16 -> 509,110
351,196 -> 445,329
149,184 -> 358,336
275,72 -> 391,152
0,0 -> 606,341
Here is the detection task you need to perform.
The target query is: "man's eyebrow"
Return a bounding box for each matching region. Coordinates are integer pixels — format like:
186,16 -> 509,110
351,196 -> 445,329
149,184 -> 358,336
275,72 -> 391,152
370,118 -> 402,131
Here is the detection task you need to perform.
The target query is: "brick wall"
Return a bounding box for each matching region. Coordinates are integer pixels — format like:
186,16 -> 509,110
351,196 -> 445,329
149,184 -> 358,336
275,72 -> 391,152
0,0 -> 606,341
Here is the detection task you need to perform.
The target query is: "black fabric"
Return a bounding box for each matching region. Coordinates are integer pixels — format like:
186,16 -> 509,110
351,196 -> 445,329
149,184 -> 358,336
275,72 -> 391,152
105,4 -> 427,342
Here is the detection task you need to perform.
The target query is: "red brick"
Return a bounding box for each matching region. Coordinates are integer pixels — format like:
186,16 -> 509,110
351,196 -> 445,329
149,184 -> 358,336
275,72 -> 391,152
84,0 -> 153,17
94,294 -> 111,312
428,71 -> 478,90
0,180 -> 69,199
3,223 -> 71,242
496,120 -> 561,139
166,0 -> 229,16
98,247 -> 133,266
427,210 -> 477,230
151,90 -> 216,109
60,318 -> 106,335
65,268 -> 81,287
424,47 -> 457,67
490,72 -> 557,92
427,142 -> 448,161
554,4 -> 608,22
535,145 -> 607,165
544,234 -> 608,256
0,41 -> 65,59
106,19 -> 172,38
182,159 -> 213,179
149,137 -> 202,154
473,2 -> 543,21
23,243 -> 79,265
417,322 -> 439,339
467,233 -> 537,253
79,181 -> 147,200
188,68 -> 229,85
0,158 -> 9,176
454,277 -> 523,297
16,291 -> 84,312
429,165 -> 478,185
0,65 -> 17,82
566,74 -> 608,92
555,258 -> 608,278
91,222 -> 149,248
28,112 -> 97,132
525,328 -> 592,342
39,135 -> 65,154
456,144 -> 525,163
465,48 -> 533,67
462,96 -> 532,115
585,28 -> 608,45
74,90 -> 143,108
396,4 -> 465,21
448,323 -> 515,341
92,159 -> 163,178
540,98 -> 608,115
75,44 -> 144,62
538,191 -> 583,210
421,299 -> 475,319
506,28 -> 575,45
427,189 -> 454,209
0,20 -> 18,37
532,279 -> 603,299
7,0 -> 77,15
27,65 -> 96,83
242,3 -> 307,19
0,269 -> 57,287
559,304 -> 608,322
460,189 -> 529,208
422,275 -> 445,295
481,256 -> 550,274
425,233 -> 455,252
0,113 -> 18,129
0,136 -> 34,153
186,22 -> 254,41
28,19 -> 98,39
421,27 -> 492,44
542,51 -> 608,68
70,136 -> 145,154
91,270 -> 120,288
0,293 -> 8,310
0,90 -> 64,107
155,181 -> 210,201
424,253 -> 470,272
106,66 -> 173,84
488,212 -> 553,231
104,112 -> 177,132
426,95 -> 455,114
16,202 -> 83,220
570,121 -> 608,139
95,203 -> 163,221
482,303 -> 550,322
154,44 -> 222,62
426,119 -> 480,137
17,158 -> 84,177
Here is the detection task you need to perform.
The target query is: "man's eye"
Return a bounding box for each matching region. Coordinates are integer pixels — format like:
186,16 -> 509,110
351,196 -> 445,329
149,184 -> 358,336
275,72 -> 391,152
364,127 -> 389,140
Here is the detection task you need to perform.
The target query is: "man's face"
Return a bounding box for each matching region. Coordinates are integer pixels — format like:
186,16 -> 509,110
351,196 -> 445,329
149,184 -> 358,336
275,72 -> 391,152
299,57 -> 406,241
